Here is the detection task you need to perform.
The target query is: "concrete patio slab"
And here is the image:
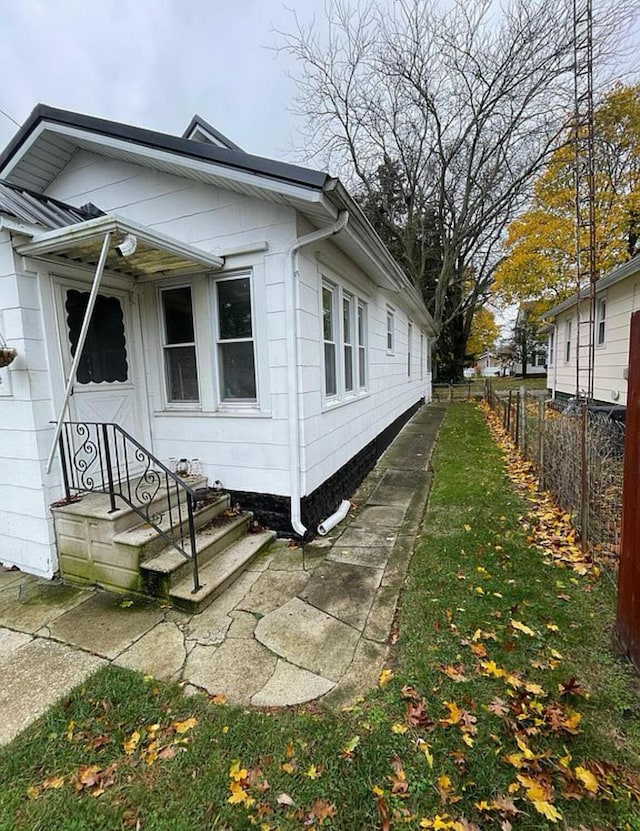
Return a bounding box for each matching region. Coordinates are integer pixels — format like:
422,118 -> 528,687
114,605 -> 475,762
0,581 -> 93,635
346,505 -> 407,528
327,544 -> 391,570
321,637 -> 387,710
47,593 -> 163,659
185,638 -> 277,705
115,621 -> 187,681
227,610 -> 258,638
255,597 -> 360,683
299,561 -> 383,631
0,627 -> 32,657
0,638 -> 104,745
251,659 -> 335,707
336,526 -> 398,548
238,569 -> 310,616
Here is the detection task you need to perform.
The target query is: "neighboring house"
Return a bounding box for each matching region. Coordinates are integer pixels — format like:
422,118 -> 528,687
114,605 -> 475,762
544,255 -> 640,406
512,302 -> 547,377
476,351 -> 500,375
0,105 -> 434,584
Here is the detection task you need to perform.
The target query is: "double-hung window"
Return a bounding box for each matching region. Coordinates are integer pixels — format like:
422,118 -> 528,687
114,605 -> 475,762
420,333 -> 424,379
343,293 -> 354,393
215,275 -> 256,401
321,276 -> 368,400
597,297 -> 607,345
548,330 -> 555,367
564,319 -> 572,363
161,286 -> 199,403
357,301 -> 367,390
322,282 -> 337,397
407,321 -> 412,377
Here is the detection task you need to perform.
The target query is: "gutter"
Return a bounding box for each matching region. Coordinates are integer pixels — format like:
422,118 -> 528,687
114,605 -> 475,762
286,210 -> 350,537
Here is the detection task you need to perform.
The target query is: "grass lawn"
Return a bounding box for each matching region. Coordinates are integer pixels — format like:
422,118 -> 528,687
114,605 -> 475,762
1,404 -> 638,831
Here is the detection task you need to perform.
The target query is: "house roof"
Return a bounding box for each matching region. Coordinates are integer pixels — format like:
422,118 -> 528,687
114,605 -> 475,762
181,114 -> 243,151
544,255 -> 640,320
0,104 -> 436,334
0,104 -> 328,193
0,179 -> 102,230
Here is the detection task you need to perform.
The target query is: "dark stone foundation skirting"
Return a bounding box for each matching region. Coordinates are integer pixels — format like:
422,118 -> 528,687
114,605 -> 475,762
229,398 -> 423,539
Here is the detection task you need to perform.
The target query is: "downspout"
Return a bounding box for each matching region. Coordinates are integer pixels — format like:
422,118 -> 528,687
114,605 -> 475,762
45,231 -> 112,473
286,211 -> 349,537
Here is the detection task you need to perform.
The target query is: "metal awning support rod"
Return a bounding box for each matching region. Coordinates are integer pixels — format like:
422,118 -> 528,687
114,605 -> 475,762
46,231 -> 112,474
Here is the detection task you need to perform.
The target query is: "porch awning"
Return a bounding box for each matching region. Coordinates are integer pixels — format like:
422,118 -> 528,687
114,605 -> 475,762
15,214 -> 224,277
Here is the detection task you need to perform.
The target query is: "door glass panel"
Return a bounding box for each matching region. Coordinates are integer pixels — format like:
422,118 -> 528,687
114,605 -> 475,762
66,289 -> 128,384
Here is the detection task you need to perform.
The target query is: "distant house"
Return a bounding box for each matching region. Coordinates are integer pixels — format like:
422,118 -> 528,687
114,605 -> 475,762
512,302 -> 547,377
0,105 -> 434,588
544,256 -> 640,406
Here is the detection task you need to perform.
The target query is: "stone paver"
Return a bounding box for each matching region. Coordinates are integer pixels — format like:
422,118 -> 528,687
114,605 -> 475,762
327,544 -> 391,570
336,526 -> 398,548
238,569 -> 310,616
251,659 -> 335,707
322,637 -> 387,710
299,561 -> 383,631
0,581 -> 92,635
0,627 -> 32,656
255,597 -> 360,683
115,621 -> 187,681
47,593 -> 163,659
0,638 -> 104,744
185,638 -> 277,705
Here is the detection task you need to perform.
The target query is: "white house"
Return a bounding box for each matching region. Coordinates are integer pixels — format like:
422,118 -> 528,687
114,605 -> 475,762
544,256 -> 640,407
0,105 -> 434,598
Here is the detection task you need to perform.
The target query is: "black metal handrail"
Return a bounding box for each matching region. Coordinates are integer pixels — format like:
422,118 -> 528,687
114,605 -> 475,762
57,421 -> 201,593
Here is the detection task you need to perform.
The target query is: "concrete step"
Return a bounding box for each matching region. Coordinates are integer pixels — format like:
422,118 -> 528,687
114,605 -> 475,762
52,474 -> 209,535
113,493 -> 230,562
169,530 -> 276,613
139,511 -> 252,598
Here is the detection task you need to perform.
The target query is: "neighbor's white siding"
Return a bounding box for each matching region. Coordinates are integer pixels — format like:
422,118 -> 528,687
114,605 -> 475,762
0,230 -> 59,576
551,275 -> 638,406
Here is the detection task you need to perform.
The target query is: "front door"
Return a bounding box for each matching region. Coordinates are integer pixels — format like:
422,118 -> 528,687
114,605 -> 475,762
55,279 -> 147,454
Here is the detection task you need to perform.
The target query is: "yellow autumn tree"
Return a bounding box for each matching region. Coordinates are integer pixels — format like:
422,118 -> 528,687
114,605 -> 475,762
467,307 -> 500,359
494,83 -> 640,306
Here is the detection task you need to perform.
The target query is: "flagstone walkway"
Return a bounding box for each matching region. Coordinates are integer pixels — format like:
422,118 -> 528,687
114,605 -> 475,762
0,403 -> 446,745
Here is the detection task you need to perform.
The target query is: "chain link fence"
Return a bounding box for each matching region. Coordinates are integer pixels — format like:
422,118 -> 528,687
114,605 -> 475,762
485,383 -> 623,569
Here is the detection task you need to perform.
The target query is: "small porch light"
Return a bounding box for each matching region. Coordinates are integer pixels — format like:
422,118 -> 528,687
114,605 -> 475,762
115,233 -> 138,257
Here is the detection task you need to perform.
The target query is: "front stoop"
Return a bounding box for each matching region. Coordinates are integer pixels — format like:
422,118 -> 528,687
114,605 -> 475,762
51,487 -> 275,612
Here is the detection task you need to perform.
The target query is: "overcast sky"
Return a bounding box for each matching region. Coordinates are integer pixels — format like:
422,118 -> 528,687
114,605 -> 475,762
0,0 -> 313,163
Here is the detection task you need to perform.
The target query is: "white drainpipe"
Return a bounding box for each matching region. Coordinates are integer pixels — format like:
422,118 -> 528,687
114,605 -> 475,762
286,211 -> 349,537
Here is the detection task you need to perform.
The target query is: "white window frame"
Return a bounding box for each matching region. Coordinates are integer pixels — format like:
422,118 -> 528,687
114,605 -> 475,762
564,319 -> 572,364
357,301 -> 368,391
407,321 -> 413,378
386,308 -> 395,354
596,296 -> 607,346
159,283 -> 200,407
322,280 -> 338,399
213,272 -> 258,406
548,330 -> 555,367
342,292 -> 355,394
420,333 -> 424,379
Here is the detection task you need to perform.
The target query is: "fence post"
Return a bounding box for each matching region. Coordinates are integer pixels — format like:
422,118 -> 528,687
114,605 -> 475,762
580,404 -> 589,549
520,386 -> 526,453
538,400 -> 545,488
506,390 -> 512,433
514,391 -> 520,447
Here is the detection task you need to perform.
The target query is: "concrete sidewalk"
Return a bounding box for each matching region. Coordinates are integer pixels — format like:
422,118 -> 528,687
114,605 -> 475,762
0,403 -> 446,745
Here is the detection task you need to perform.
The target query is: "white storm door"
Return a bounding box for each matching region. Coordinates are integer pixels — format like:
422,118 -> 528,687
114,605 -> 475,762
57,281 -> 144,451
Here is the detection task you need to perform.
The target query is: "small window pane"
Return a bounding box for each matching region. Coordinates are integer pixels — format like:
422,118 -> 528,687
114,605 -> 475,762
219,342 -> 257,400
344,345 -> 353,391
323,287 -> 334,341
218,278 -> 253,339
163,287 -> 195,344
166,346 -> 199,401
66,290 -> 128,384
324,343 -> 336,396
359,347 -> 366,387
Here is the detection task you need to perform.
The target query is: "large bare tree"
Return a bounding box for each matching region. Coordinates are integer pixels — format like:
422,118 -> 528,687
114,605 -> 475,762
279,0 -> 635,378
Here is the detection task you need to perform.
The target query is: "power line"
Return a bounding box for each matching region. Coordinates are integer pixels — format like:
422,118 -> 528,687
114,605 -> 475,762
0,106 -> 20,127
